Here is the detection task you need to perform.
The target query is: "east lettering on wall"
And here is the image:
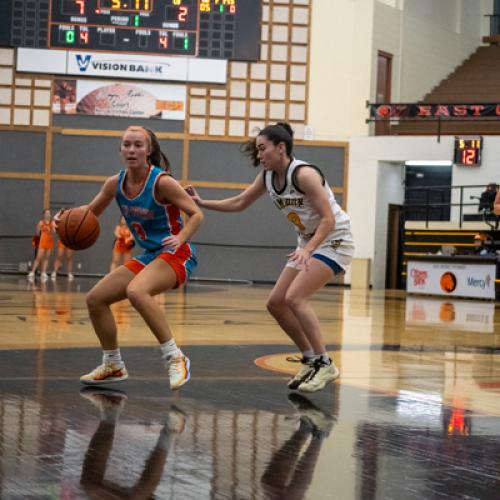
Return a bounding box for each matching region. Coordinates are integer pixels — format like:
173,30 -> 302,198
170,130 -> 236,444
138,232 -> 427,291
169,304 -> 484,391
369,103 -> 500,119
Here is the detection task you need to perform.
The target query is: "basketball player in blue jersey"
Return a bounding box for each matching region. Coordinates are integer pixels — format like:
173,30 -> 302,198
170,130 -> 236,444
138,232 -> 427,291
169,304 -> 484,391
57,126 -> 203,390
188,122 -> 354,393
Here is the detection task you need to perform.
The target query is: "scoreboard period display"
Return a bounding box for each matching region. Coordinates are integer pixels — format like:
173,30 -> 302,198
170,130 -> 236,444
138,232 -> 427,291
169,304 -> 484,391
4,0 -> 261,60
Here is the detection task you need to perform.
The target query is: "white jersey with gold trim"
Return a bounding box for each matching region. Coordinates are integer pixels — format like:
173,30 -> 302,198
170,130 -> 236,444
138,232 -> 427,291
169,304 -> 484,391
263,158 -> 354,269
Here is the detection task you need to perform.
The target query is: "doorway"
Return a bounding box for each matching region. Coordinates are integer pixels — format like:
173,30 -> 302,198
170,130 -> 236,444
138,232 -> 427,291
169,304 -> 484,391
375,51 -> 392,136
404,164 -> 452,221
386,204 -> 403,289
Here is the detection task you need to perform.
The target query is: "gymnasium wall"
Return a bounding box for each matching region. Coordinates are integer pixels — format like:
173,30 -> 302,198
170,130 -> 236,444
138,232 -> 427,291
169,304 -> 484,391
0,118 -> 347,281
0,0 -> 352,283
349,134 -> 500,288
308,0 -> 490,140
372,0 -> 489,104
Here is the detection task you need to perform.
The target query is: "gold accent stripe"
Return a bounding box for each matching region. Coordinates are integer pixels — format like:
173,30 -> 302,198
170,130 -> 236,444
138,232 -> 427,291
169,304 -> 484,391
405,231 -> 479,236
404,242 -> 474,247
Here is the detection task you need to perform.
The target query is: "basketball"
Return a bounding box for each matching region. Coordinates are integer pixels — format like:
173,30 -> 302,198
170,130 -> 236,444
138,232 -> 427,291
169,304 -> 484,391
57,207 -> 100,251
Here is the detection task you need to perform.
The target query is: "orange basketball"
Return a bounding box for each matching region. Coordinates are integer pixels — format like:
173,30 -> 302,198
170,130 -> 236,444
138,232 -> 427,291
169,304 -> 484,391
57,207 -> 100,251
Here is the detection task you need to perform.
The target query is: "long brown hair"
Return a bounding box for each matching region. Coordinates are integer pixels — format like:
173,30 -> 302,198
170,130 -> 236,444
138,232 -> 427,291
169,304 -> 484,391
241,122 -> 294,167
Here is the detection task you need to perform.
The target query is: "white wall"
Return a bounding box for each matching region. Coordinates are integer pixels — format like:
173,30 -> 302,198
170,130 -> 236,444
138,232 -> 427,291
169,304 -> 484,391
373,0 -> 490,103
308,0 -> 491,140
348,134 -> 500,287
308,0 -> 374,140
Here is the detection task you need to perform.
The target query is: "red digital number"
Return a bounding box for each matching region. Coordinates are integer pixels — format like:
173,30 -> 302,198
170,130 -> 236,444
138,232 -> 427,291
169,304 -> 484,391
159,35 -> 169,48
178,6 -> 188,22
462,149 -> 476,165
76,0 -> 85,14
80,31 -> 89,44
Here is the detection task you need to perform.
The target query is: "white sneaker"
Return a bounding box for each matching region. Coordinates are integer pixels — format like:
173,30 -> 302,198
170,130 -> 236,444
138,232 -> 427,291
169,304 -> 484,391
298,359 -> 340,393
67,273 -> 74,281
51,271 -> 57,280
80,363 -> 129,385
27,271 -> 35,282
287,356 -> 315,390
41,272 -> 48,282
165,354 -> 191,390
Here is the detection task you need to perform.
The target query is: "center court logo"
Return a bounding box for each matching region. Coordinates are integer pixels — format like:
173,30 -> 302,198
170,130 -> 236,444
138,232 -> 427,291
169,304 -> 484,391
440,272 -> 457,293
74,54 -> 170,75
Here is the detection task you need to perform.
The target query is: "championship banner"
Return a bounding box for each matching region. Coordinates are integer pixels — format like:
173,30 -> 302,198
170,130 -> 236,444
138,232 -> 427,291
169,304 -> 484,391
368,102 -> 500,120
406,260 -> 496,299
52,78 -> 186,120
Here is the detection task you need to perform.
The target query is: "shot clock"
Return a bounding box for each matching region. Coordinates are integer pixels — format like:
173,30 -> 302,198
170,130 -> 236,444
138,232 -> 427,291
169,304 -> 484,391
7,0 -> 260,59
453,136 -> 483,167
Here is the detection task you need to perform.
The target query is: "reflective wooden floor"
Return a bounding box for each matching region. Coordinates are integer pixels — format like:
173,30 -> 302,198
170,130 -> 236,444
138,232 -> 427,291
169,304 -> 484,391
1,274 -> 500,499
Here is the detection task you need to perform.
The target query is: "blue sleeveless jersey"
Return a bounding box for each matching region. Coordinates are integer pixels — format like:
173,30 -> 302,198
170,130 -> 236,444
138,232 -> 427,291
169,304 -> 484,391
116,166 -> 186,251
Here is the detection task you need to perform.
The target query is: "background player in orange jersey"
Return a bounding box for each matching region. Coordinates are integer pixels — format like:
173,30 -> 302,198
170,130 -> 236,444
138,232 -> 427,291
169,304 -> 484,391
51,240 -> 75,281
28,209 -> 55,282
110,216 -> 135,272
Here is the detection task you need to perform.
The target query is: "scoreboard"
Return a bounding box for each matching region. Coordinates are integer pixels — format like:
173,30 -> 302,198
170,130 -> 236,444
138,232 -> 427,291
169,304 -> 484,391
4,0 -> 261,60
453,136 -> 483,167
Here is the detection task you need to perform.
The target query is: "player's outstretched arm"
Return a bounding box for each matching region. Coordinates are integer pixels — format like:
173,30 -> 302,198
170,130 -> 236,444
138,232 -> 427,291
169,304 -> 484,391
186,174 -> 266,212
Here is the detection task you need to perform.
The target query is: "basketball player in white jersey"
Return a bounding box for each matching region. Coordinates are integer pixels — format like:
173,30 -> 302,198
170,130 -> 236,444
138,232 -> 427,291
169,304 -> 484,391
188,122 -> 354,393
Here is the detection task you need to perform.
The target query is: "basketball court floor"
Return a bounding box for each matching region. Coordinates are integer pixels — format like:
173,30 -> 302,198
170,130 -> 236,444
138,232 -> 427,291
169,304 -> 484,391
0,274 -> 499,499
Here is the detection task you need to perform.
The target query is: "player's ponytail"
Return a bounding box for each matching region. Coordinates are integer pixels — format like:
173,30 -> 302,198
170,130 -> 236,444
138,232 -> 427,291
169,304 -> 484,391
241,137 -> 259,166
144,127 -> 171,173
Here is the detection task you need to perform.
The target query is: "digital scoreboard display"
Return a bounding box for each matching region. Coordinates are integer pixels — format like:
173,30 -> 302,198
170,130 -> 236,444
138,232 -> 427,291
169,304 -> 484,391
5,0 -> 261,60
453,136 -> 483,167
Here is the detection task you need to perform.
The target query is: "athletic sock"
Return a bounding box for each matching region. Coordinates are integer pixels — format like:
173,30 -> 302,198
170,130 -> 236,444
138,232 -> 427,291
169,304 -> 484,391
311,353 -> 331,365
160,339 -> 182,360
302,349 -> 314,361
103,348 -> 123,367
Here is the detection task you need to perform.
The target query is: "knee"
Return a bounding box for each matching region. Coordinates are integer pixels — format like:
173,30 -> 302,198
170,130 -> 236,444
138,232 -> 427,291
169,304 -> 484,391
285,292 -> 303,311
126,284 -> 147,307
86,289 -> 102,311
266,296 -> 286,314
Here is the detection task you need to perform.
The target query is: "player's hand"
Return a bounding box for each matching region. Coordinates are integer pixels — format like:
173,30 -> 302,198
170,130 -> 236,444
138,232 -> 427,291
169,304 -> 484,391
287,248 -> 312,270
185,185 -> 202,204
161,235 -> 182,252
53,209 -> 66,229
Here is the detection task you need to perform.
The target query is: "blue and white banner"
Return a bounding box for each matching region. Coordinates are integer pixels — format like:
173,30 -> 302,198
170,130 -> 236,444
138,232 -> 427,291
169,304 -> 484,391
407,260 -> 496,299
17,48 -> 227,84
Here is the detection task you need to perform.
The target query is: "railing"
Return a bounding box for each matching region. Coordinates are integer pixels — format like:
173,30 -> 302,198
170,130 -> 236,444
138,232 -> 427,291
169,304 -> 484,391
403,184 -> 499,229
485,14 -> 500,37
